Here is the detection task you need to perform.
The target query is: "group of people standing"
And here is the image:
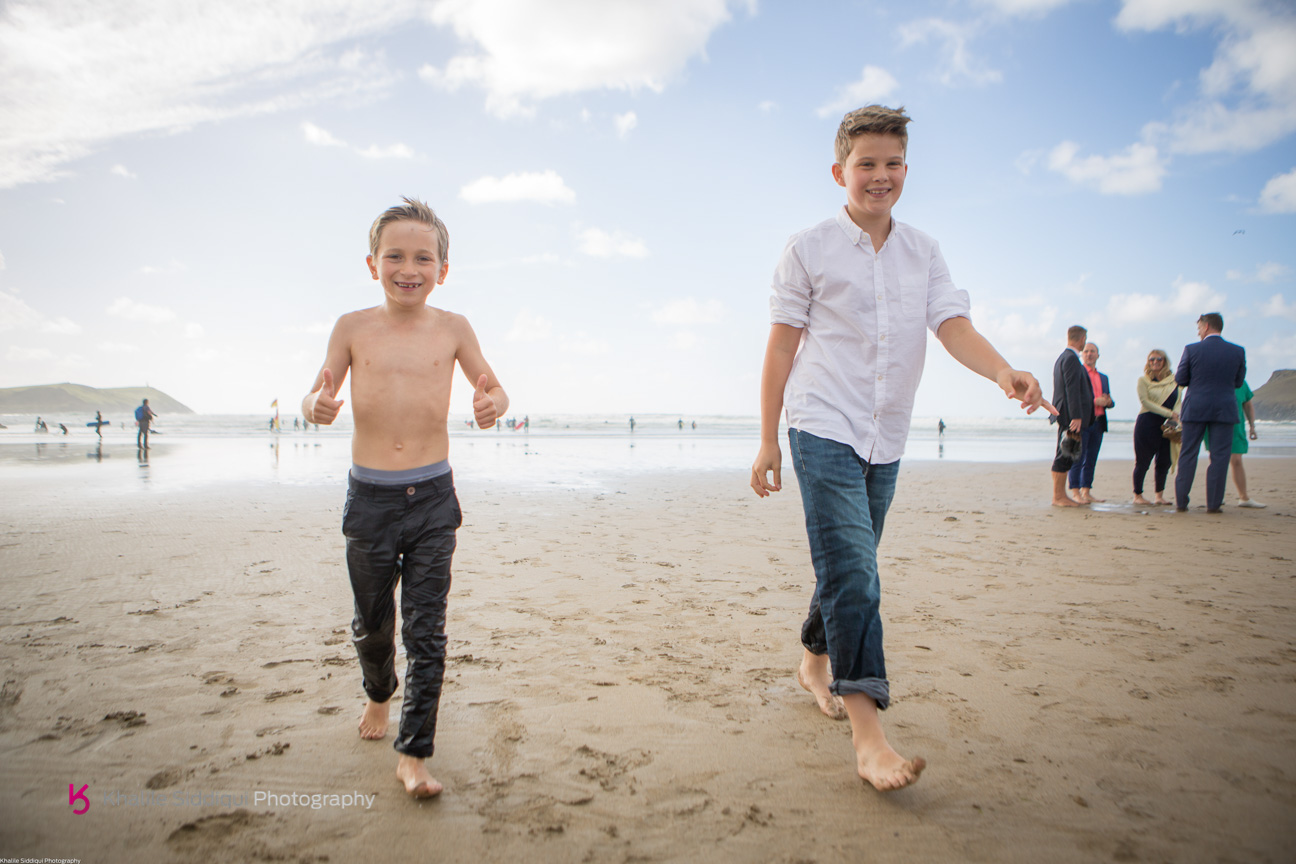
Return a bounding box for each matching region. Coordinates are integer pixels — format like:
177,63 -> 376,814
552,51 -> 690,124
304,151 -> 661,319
1050,314 -> 1263,511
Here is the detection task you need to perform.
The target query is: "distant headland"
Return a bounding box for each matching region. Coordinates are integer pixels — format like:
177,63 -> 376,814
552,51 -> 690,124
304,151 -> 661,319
0,383 -> 193,415
1253,370 -> 1296,421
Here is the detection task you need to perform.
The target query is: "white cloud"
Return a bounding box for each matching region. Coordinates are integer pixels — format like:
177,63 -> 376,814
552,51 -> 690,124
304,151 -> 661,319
1047,140 -> 1167,195
302,121 -> 346,148
668,331 -> 698,351
110,163 -> 137,179
1259,167 -> 1296,213
577,227 -> 648,258
0,3 -> 410,188
1261,293 -> 1296,321
817,66 -> 900,118
897,18 -> 1002,87
1256,332 -> 1296,367
0,290 -> 81,334
614,111 -> 638,139
419,0 -> 749,118
651,298 -> 724,325
0,250 -> 5,269
97,341 -> 141,354
302,122 -> 413,160
506,309 -> 553,342
521,252 -> 562,265
1106,277 -> 1225,325
757,100 -> 777,113
460,170 -> 575,205
281,321 -> 333,335
107,296 -> 177,324
184,323 -> 205,339
559,332 -> 611,355
1117,0 -> 1296,156
7,345 -> 54,363
1227,261 -> 1291,283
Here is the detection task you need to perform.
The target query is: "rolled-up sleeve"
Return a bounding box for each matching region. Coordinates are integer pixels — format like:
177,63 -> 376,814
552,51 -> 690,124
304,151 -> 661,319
924,241 -> 970,333
770,237 -> 811,328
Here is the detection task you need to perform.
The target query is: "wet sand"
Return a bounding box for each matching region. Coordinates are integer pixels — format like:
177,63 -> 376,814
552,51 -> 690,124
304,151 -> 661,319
1,459 -> 1293,863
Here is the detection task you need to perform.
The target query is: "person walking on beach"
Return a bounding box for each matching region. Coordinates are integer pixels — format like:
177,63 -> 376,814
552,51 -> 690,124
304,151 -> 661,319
134,399 -> 157,450
1174,313 -> 1245,513
1132,349 -> 1179,506
1067,342 -> 1113,504
1050,326 -> 1094,507
301,197 -> 508,799
750,105 -> 1052,792
1210,381 -> 1265,509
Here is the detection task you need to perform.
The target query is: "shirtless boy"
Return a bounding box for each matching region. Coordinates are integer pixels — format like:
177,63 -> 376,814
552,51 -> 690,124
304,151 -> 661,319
302,197 -> 508,798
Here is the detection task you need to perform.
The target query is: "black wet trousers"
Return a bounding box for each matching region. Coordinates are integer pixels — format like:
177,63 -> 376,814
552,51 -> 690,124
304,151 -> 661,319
343,472 -> 461,759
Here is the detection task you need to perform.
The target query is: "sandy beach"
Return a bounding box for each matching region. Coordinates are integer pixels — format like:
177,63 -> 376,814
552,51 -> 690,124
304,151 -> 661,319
1,457 -> 1293,863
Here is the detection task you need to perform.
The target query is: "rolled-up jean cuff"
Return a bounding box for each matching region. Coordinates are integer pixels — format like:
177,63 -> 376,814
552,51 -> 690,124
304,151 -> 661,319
830,678 -> 890,710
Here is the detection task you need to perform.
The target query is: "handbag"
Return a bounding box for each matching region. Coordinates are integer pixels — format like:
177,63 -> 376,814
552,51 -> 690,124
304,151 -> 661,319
1161,418 -> 1181,442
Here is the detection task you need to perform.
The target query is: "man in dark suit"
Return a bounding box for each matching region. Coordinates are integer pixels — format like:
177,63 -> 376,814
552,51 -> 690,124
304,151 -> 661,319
1174,312 -> 1246,513
1051,325 -> 1095,507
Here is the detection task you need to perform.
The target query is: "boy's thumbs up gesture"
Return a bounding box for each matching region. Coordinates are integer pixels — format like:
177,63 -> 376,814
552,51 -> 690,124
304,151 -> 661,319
473,374 -> 498,429
309,368 -> 344,425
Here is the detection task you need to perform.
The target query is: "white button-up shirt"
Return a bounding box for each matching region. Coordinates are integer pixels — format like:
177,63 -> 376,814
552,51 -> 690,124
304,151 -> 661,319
770,208 -> 971,463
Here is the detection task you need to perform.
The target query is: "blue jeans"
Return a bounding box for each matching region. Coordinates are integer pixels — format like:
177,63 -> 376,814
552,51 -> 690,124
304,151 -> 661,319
1067,424 -> 1104,489
788,429 -> 899,710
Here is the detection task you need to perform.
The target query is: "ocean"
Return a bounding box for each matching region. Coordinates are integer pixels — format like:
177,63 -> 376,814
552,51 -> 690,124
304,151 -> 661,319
2,412 -> 1294,496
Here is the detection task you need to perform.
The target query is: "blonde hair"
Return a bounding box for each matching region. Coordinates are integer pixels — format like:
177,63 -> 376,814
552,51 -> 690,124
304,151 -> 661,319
834,105 -> 911,165
368,197 -> 449,262
1145,349 -> 1170,380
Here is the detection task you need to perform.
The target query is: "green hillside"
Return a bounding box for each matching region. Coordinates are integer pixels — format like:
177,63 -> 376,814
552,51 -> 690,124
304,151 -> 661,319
0,383 -> 193,415
1252,370 -> 1296,421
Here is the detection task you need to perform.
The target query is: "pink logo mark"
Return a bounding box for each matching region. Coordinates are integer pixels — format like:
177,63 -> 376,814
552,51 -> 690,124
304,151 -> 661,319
69,783 -> 89,814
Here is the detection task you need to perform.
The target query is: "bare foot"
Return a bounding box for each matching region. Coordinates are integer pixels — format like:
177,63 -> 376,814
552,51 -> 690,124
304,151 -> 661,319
857,743 -> 926,791
396,754 -> 442,798
1082,491 -> 1105,503
797,658 -> 847,721
1154,496 -> 1170,506
359,699 -> 389,740
1052,496 -> 1081,507
1132,494 -> 1151,505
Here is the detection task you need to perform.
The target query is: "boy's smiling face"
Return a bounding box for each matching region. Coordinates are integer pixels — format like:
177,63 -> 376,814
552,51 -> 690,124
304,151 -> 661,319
366,219 -> 448,310
832,133 -> 907,231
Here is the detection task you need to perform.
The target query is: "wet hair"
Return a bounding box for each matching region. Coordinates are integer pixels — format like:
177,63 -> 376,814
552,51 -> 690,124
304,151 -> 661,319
1198,312 -> 1224,332
1145,349 -> 1170,380
368,197 -> 449,262
1067,325 -> 1087,345
835,105 -> 911,164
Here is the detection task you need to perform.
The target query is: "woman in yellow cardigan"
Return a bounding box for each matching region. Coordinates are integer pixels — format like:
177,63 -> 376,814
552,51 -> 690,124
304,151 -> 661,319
1132,349 -> 1180,505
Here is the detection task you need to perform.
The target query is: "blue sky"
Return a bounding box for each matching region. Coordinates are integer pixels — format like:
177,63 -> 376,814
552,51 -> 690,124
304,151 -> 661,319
1,0 -> 1293,419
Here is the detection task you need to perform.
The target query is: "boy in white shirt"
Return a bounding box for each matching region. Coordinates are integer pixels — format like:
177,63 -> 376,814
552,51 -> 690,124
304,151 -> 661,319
750,106 -> 1053,791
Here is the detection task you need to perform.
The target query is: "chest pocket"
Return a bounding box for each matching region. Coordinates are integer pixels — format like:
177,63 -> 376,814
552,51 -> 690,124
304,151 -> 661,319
899,276 -> 927,320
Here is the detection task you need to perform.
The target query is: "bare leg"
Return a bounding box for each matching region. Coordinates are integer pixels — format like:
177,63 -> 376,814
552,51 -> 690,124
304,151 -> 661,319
359,699 -> 389,740
842,693 -> 925,791
1052,472 -> 1080,507
1231,453 -> 1248,501
396,754 -> 442,798
797,649 -> 847,720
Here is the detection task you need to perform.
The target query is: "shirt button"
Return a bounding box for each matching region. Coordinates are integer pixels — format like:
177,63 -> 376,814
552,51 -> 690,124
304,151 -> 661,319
877,375 -> 883,381
406,486 -> 416,496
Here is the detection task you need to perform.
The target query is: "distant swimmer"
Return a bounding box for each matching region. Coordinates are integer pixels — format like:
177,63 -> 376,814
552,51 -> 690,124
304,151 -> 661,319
87,411 -> 109,438
35,416 -> 49,432
629,416 -> 635,432
938,418 -> 945,436
58,423 -> 69,435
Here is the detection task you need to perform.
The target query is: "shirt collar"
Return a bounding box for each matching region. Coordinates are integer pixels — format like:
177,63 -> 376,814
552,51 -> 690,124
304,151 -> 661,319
835,206 -> 895,248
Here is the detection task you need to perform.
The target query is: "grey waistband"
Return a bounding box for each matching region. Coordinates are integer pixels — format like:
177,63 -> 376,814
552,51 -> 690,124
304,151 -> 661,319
350,460 -> 451,486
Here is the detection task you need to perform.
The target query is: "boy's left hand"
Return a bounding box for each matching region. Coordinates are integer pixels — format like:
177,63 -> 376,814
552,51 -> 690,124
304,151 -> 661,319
997,368 -> 1057,415
473,374 -> 498,429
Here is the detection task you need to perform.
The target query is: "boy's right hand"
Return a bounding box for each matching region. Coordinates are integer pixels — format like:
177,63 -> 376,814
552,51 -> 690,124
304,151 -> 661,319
751,443 -> 782,498
311,368 -> 344,425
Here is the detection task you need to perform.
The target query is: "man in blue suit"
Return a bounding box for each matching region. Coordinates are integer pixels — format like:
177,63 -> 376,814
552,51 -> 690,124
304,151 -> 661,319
1174,312 -> 1246,513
